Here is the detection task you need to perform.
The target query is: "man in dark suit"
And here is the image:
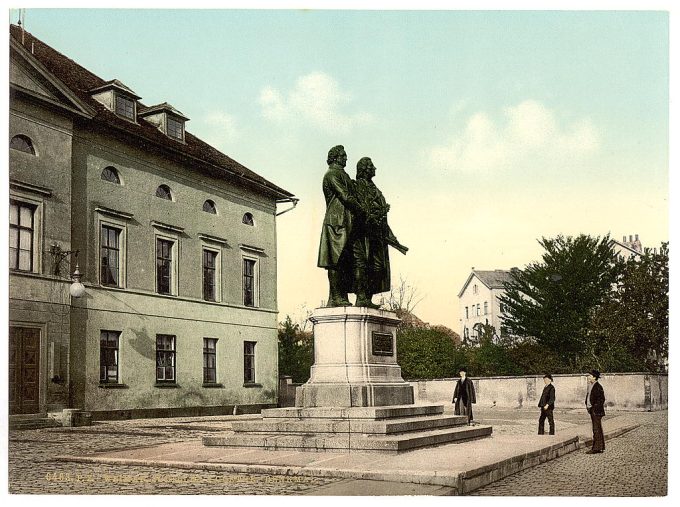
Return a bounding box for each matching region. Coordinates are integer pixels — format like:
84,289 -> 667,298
452,367 -> 476,425
585,369 -> 606,454
538,373 -> 556,435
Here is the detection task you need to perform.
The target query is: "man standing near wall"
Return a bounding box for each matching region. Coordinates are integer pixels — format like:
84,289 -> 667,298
538,373 -> 556,435
585,369 -> 606,454
453,367 -> 476,425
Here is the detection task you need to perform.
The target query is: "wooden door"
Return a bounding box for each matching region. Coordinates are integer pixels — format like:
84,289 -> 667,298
9,327 -> 41,415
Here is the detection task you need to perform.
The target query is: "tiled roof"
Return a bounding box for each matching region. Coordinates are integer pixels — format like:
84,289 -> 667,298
139,102 -> 189,120
473,270 -> 514,289
458,269 -> 515,297
9,24 -> 293,199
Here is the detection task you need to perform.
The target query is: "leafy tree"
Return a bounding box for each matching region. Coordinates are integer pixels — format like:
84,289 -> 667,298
499,234 -> 620,368
589,243 -> 669,372
397,327 -> 465,379
278,316 -> 313,383
462,323 -> 520,376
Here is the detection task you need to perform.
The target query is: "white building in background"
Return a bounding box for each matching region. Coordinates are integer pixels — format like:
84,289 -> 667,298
611,234 -> 643,260
458,269 -> 514,343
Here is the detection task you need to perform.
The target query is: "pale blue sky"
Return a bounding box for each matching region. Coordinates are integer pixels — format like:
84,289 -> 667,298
9,9 -> 669,329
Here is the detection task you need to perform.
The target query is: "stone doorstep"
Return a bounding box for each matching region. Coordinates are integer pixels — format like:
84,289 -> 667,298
9,417 -> 61,430
203,425 -> 493,453
261,404 -> 445,420
231,414 -> 470,435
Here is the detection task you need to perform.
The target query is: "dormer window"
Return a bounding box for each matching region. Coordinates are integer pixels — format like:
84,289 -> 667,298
138,103 -> 189,142
115,95 -> 135,120
89,80 -> 141,122
167,116 -> 184,141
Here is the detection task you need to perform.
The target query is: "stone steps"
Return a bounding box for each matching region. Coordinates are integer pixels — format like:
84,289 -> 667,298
203,424 -> 492,453
203,404 -> 491,454
261,404 -> 445,420
232,414 -> 469,434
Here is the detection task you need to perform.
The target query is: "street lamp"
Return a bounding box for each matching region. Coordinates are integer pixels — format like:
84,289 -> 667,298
69,263 -> 85,298
48,244 -> 86,298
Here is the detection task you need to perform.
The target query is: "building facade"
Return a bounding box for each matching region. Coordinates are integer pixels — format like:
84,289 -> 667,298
457,269 -> 514,343
9,25 -> 295,420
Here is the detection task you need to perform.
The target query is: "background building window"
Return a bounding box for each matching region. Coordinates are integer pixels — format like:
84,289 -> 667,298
476,304 -> 481,316
100,225 -> 121,286
244,341 -> 256,383
156,335 -> 176,383
484,301 -> 488,315
203,338 -> 217,384
465,306 -> 469,319
203,199 -> 217,214
167,116 -> 184,140
9,201 -> 35,271
156,238 -> 174,295
203,249 -> 217,301
155,184 -> 172,200
243,258 -> 256,307
242,212 -> 254,226
115,94 -> 135,120
101,166 -> 121,184
10,135 -> 35,155
100,331 -> 120,383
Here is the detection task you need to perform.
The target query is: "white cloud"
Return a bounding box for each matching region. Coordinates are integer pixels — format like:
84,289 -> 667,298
202,111 -> 239,149
259,72 -> 373,134
427,100 -> 600,173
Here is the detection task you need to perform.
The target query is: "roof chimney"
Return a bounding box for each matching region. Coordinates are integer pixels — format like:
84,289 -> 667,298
635,234 -> 639,241
629,235 -> 633,242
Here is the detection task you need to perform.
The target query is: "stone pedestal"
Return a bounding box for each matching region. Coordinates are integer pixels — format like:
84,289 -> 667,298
295,307 -> 414,407
203,307 -> 493,453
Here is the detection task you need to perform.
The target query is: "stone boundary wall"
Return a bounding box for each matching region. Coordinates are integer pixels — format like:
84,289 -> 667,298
410,373 -> 668,411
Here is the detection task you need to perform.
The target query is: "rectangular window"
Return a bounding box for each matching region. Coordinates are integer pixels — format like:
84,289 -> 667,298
99,331 -> 120,383
156,334 -> 176,383
100,225 -> 121,286
9,201 -> 35,271
243,258 -> 256,307
167,117 -> 184,140
465,306 -> 469,319
476,304 -> 481,317
203,338 -> 217,384
484,302 -> 488,315
244,341 -> 256,383
115,95 -> 134,120
156,238 -> 174,295
203,249 -> 217,301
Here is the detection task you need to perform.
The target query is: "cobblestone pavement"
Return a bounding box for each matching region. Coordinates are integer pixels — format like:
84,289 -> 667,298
9,410 -> 667,495
8,417 -> 339,495
471,410 -> 668,496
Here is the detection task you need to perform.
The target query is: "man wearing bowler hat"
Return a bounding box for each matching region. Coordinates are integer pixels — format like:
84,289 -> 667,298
452,367 -> 476,425
538,373 -> 556,435
585,369 -> 606,454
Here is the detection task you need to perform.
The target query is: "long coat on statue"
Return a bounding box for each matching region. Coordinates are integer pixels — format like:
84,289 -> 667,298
317,164 -> 355,269
452,378 -> 476,421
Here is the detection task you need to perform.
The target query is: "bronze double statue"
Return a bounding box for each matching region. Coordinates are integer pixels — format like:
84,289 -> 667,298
318,145 -> 408,308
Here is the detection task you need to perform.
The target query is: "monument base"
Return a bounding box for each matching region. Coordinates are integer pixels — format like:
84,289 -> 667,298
296,382 -> 414,408
295,306 -> 413,408
203,404 -> 492,453
202,307 -> 493,453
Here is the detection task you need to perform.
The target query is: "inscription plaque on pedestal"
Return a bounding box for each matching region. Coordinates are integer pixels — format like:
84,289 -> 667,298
372,331 -> 394,356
